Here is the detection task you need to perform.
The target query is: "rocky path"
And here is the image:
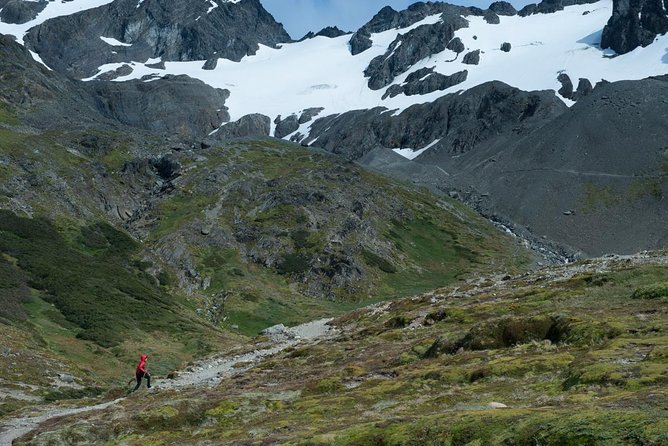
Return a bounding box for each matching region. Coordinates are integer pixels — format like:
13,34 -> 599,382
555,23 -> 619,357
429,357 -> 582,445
0,319 -> 335,446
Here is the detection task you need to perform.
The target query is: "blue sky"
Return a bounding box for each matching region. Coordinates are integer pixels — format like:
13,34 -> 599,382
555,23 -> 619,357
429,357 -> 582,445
261,0 -> 536,39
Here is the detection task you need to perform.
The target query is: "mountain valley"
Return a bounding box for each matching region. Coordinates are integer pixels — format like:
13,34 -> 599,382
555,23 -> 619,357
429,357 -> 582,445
0,0 -> 667,444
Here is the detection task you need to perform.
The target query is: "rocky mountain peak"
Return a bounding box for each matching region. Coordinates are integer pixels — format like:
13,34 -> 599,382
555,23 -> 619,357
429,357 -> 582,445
22,0 -> 291,79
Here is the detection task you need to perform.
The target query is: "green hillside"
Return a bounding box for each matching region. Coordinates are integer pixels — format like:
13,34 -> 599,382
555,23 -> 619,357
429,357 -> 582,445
12,252 -> 667,445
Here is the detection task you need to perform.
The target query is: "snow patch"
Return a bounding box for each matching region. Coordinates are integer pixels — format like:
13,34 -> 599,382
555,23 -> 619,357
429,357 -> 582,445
100,36 -> 132,47
393,139 -> 441,160
207,0 -> 218,14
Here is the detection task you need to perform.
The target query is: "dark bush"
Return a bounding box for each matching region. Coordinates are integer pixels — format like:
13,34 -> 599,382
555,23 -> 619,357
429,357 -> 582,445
361,249 -> 397,273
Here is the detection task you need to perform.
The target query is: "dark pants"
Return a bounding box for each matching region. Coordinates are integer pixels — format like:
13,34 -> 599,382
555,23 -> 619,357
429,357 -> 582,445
134,371 -> 151,390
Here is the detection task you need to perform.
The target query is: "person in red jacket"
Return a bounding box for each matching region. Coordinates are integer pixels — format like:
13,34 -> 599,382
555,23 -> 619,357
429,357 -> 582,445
132,354 -> 151,391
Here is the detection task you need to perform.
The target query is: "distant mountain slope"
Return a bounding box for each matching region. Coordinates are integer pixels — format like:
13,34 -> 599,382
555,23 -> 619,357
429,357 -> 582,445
446,77 -> 668,255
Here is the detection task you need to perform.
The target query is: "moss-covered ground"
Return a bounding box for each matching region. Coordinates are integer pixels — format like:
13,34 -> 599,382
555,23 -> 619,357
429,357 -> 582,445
14,252 -> 668,445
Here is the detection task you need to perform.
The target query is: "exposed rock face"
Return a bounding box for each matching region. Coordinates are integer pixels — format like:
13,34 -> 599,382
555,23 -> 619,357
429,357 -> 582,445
455,77 -> 668,256
213,114 -> 271,140
313,26 -> 349,39
203,58 -> 218,71
572,77 -> 593,100
489,1 -> 518,15
0,0 -> 47,25
463,50 -> 481,65
89,75 -> 230,137
348,2 -> 490,55
447,37 -> 465,54
298,108 -> 324,124
382,68 -> 468,99
365,18 -> 467,90
349,29 -> 372,55
519,0 -> 600,17
301,81 -> 566,160
500,42 -> 512,52
484,10 -> 501,24
24,0 -> 291,79
557,73 -> 574,99
274,114 -> 300,138
601,0 -> 668,54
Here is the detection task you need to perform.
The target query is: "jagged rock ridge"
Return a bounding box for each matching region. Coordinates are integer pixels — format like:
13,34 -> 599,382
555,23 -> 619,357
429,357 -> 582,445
24,0 -> 291,79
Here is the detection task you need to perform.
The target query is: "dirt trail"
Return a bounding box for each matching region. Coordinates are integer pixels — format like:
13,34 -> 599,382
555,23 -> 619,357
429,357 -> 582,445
0,318 -> 335,446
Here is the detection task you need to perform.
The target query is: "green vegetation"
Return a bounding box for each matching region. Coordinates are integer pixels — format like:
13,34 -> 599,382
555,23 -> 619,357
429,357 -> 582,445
0,211 -> 208,347
143,140 -> 530,334
15,253 -> 667,445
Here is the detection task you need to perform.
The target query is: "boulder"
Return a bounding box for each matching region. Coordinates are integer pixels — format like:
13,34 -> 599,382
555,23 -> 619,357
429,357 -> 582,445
447,37 -> 465,54
215,114 -> 271,139
203,57 -> 218,70
500,42 -> 512,52
463,49 -> 481,65
572,78 -> 594,101
557,73 -> 574,99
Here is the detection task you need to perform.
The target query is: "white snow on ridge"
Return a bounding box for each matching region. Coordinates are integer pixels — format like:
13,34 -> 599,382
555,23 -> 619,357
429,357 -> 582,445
0,0 -> 115,43
86,0 -> 668,127
4,0 -> 668,133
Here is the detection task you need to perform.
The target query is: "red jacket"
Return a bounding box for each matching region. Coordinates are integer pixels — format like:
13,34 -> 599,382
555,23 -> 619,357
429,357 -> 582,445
136,354 -> 148,374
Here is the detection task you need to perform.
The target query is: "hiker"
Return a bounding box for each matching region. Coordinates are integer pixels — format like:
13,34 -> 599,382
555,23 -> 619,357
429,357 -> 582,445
132,354 -> 151,391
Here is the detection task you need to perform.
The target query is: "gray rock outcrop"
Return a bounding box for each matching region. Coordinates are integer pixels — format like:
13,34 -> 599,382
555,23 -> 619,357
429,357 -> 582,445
349,29 -> 373,55
463,50 -> 481,65
213,114 -> 271,140
0,0 -> 47,24
519,0 -> 600,17
484,10 -> 501,24
89,75 -> 230,137
447,37 -> 465,54
301,26 -> 349,40
24,0 -> 292,79
557,73 -> 574,99
601,0 -> 668,54
274,114 -> 300,138
500,42 -> 512,52
348,2 -> 489,55
489,1 -> 518,16
301,81 -> 566,160
382,68 -> 468,99
572,78 -> 593,100
365,18 -> 467,90
298,108 -> 324,124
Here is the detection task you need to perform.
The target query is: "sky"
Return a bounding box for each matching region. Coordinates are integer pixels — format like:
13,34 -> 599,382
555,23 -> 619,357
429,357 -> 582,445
261,0 -> 536,40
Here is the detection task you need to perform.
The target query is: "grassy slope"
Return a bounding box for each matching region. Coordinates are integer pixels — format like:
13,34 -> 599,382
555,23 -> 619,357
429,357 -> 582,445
0,106 -> 233,413
0,103 -> 527,418
17,252 -> 667,445
145,139 -> 530,335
